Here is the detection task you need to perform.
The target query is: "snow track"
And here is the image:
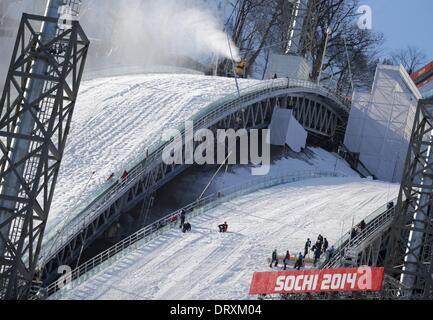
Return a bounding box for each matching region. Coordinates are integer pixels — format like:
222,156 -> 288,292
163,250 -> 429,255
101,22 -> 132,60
55,177 -> 399,300
45,73 -> 259,247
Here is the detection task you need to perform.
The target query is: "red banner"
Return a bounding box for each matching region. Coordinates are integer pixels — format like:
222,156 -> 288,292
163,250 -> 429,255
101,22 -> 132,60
249,267 -> 384,295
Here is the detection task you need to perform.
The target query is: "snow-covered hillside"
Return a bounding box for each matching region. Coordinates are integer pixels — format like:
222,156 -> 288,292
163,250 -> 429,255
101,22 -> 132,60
44,74 -> 259,247
55,177 -> 399,300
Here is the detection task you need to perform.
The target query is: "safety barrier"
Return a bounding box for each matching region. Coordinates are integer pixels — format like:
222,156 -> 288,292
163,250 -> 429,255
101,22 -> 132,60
320,198 -> 397,269
45,169 -> 345,299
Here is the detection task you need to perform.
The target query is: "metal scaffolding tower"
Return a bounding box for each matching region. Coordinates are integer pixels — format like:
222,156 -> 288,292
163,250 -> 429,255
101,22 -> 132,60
0,0 -> 89,299
286,0 -> 320,58
385,97 -> 433,299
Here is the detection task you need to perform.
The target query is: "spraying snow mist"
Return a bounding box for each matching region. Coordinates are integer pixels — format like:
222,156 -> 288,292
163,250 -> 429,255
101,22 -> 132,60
80,0 -> 240,69
0,0 -> 240,77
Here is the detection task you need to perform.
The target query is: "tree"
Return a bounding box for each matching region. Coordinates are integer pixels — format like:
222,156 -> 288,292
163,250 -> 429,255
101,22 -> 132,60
391,46 -> 427,74
220,0 -> 289,76
307,0 -> 383,94
221,0 -> 383,86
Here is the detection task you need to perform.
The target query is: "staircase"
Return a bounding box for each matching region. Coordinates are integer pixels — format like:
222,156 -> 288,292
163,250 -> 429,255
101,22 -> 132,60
337,144 -> 376,179
321,199 -> 396,269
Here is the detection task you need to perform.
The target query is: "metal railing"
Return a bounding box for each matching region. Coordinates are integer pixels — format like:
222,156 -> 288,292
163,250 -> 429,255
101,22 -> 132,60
321,198 -> 397,269
39,77 -> 350,265
45,169 -> 345,298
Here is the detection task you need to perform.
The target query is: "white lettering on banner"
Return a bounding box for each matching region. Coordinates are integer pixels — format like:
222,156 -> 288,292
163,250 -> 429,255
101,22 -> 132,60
330,273 -> 342,290
251,267 -> 385,294
275,274 -> 320,292
294,275 -> 303,291
284,275 -> 296,291
275,275 -> 285,292
302,274 -> 316,291
321,273 -> 332,290
346,272 -> 357,289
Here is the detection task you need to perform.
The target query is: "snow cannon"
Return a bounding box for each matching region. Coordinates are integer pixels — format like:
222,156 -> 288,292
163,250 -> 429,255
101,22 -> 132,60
235,58 -> 247,78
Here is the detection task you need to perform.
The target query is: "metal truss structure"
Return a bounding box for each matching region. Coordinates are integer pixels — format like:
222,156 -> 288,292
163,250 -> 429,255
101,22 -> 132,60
40,80 -> 349,285
0,13 -> 89,300
384,97 -> 433,299
285,0 -> 320,57
320,98 -> 433,300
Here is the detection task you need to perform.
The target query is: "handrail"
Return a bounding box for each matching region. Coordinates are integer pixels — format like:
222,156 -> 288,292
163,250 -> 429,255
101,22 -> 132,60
321,198 -> 397,269
39,77 -> 351,265
45,169 -> 346,298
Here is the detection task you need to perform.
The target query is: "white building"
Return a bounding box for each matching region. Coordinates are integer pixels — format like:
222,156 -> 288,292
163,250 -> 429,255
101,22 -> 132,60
264,54 -> 311,80
344,64 -> 422,182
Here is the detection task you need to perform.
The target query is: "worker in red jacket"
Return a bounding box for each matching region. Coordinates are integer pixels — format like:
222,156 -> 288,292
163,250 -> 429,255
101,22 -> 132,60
120,170 -> 129,181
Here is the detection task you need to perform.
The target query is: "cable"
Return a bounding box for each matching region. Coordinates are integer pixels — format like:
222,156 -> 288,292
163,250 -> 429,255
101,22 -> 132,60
198,151 -> 233,201
342,35 -> 354,94
226,32 -> 241,98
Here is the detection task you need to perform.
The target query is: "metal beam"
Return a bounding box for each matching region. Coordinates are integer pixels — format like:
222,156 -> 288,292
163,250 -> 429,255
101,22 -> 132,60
0,10 -> 89,299
385,98 -> 433,299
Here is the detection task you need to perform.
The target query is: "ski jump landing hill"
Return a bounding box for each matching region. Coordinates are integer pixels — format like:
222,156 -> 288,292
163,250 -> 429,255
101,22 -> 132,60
38,71 -> 352,284
48,176 -> 398,300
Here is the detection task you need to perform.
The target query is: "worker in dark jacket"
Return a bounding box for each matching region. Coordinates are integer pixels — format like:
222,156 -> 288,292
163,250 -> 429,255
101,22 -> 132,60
313,247 -> 322,267
323,238 -> 329,254
218,221 -> 228,232
294,252 -> 304,270
350,227 -> 357,240
270,249 -> 278,268
179,209 -> 186,229
283,250 -> 291,270
182,222 -> 191,233
304,238 -> 311,257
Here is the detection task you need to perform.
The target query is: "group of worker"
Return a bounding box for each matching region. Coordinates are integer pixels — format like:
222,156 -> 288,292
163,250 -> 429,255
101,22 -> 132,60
269,234 -> 336,271
106,170 -> 129,183
177,207 -> 229,234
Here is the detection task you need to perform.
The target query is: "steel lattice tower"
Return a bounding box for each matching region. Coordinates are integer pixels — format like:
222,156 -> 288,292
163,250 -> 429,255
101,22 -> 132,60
385,97 -> 433,299
0,0 -> 89,299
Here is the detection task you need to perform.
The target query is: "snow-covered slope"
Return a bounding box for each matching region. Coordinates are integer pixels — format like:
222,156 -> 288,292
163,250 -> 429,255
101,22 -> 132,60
45,74 -> 259,244
56,177 -> 399,300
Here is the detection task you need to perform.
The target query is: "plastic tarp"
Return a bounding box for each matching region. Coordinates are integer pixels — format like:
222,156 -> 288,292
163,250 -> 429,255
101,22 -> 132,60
268,107 -> 307,152
286,112 -> 308,152
344,65 -> 419,182
269,107 -> 291,146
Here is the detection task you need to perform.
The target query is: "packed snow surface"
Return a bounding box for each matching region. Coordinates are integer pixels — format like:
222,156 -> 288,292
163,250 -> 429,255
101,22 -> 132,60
44,73 -> 260,246
57,177 -> 399,300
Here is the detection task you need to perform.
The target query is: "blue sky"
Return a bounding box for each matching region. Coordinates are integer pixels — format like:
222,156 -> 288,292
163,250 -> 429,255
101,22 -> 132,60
362,0 -> 433,61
